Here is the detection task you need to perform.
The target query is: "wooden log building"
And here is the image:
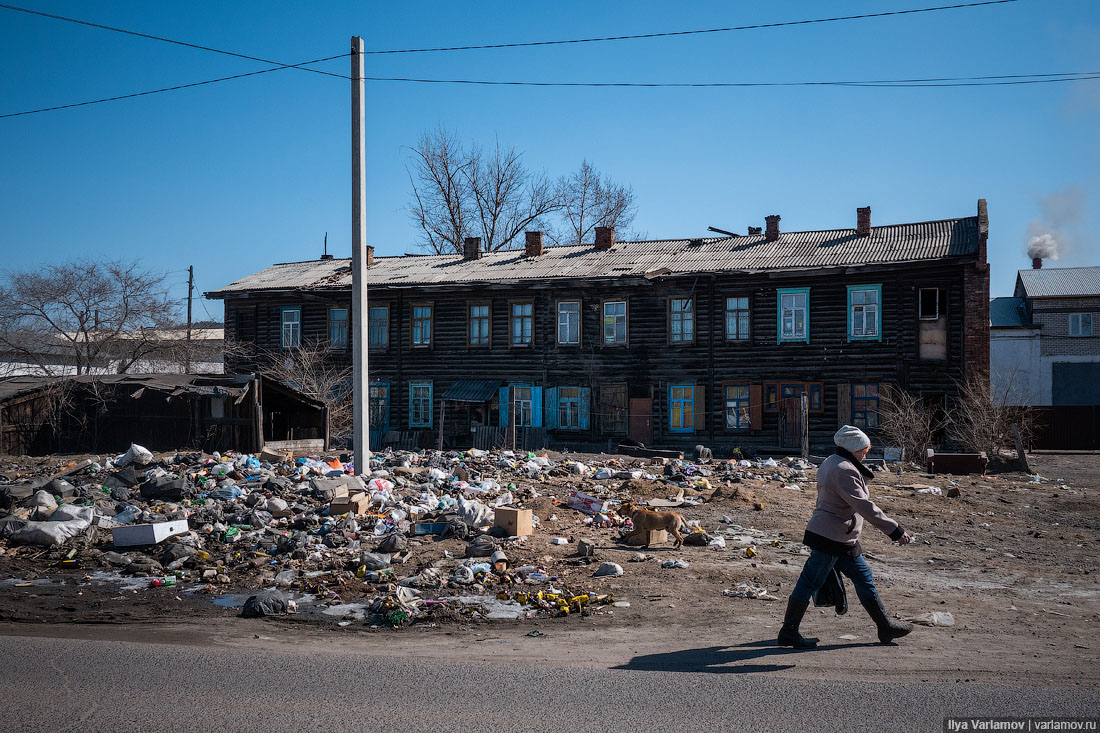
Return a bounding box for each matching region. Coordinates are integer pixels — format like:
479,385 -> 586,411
206,201 -> 990,454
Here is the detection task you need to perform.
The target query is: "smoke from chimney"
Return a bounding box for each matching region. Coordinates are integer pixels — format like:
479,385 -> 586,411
1026,232 -> 1058,261
1024,186 -> 1085,264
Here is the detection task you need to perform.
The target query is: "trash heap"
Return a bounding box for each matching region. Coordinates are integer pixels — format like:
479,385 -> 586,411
0,445 -> 817,627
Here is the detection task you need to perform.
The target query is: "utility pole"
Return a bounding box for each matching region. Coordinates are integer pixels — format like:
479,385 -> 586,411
186,265 -> 194,373
351,36 -> 369,473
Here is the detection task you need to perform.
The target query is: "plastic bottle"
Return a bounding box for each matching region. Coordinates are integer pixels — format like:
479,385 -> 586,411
112,506 -> 140,524
151,576 -> 176,588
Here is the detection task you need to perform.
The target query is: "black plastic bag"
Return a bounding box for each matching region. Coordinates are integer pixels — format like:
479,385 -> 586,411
812,568 -> 848,615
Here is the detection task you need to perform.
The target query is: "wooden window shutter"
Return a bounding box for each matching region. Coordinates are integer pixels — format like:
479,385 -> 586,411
750,384 -> 763,431
694,384 -> 705,432
837,383 -> 851,428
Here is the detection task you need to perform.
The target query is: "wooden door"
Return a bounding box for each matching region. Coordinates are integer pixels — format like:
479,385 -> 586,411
628,398 -> 652,445
778,393 -> 808,454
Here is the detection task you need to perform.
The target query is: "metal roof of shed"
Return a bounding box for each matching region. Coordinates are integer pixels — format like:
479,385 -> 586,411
1016,266 -> 1100,298
989,297 -> 1029,328
206,216 -> 981,297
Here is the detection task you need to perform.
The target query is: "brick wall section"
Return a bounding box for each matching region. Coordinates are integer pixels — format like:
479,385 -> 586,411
1033,296 -> 1100,356
962,199 -> 990,386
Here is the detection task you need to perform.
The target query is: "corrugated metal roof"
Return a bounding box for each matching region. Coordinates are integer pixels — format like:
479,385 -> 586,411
441,380 -> 501,402
206,216 -> 980,296
1017,266 -> 1100,298
990,297 -> 1028,328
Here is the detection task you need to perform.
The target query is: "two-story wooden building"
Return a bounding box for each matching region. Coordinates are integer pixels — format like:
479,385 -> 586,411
206,201 -> 990,453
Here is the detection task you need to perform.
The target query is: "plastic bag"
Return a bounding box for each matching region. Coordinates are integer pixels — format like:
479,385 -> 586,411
48,505 -> 95,523
10,518 -> 90,546
116,443 -> 154,467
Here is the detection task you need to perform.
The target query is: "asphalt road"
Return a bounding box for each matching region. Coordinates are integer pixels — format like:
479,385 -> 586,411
1,634 -> 1096,733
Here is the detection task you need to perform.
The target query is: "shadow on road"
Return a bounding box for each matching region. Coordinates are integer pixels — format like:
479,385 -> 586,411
611,640 -> 875,674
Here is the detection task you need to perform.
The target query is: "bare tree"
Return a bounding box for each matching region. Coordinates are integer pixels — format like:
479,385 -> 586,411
946,372 -> 1035,461
553,159 -> 637,245
877,388 -> 943,464
407,127 -> 562,254
0,259 -> 178,376
225,338 -> 353,444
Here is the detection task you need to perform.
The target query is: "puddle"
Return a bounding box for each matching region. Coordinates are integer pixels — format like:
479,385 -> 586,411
321,603 -> 367,620
212,593 -> 252,608
448,595 -> 526,620
88,571 -> 150,591
0,577 -> 54,587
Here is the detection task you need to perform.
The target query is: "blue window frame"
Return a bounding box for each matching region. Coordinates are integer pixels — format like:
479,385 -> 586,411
852,383 -> 880,428
329,308 -> 348,349
409,382 -> 433,427
498,385 -> 543,428
724,384 -> 750,431
280,306 -> 301,350
669,385 -> 695,433
777,288 -> 810,343
847,284 -> 882,341
368,305 -> 389,349
412,305 -> 432,347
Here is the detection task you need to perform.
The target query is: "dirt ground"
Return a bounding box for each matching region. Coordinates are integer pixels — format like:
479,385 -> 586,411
1,450 -> 1097,687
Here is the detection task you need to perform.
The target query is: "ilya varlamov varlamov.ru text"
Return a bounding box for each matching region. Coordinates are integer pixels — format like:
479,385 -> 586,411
946,720 -> 1097,732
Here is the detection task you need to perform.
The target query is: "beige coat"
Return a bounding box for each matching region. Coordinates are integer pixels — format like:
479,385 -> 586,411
805,452 -> 903,547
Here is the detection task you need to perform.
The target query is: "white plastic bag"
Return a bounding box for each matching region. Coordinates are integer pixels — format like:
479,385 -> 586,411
116,443 -> 154,467
10,518 -> 90,546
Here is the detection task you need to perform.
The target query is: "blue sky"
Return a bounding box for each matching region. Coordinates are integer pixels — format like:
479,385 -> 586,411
2,0 -> 1098,319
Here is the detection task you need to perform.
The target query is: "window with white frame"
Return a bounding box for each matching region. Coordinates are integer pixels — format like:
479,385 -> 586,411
368,306 -> 388,349
513,386 -> 533,427
919,288 -> 941,320
412,305 -> 432,346
557,301 -> 580,345
603,301 -> 627,344
280,307 -> 301,349
725,296 -> 750,340
469,304 -> 490,346
778,289 -> 808,342
329,308 -> 348,349
670,298 -> 694,343
559,387 -> 581,428
511,303 -> 533,345
849,285 -> 881,340
1070,313 -> 1093,337
409,383 -> 432,427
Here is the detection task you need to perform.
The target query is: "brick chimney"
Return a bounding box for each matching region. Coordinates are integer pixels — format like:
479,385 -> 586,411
463,237 -> 481,260
365,245 -> 375,267
748,226 -> 762,236
525,230 -> 544,257
764,215 -> 780,242
856,206 -> 871,236
595,226 -> 614,250
1032,257 -> 1042,270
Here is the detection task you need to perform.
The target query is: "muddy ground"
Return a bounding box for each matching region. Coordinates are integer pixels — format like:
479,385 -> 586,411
1,450 -> 1097,687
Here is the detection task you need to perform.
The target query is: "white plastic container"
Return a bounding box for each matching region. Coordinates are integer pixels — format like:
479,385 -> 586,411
111,519 -> 189,547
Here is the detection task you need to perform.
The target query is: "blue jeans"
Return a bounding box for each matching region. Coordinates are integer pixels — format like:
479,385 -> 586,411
790,549 -> 878,604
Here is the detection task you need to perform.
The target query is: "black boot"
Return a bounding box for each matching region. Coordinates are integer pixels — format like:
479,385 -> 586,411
860,595 -> 913,644
777,598 -> 818,649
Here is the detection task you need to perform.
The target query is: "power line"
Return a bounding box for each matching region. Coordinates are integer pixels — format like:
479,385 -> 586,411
0,3 -> 351,79
0,53 -> 350,119
360,71 -> 1100,88
365,1 -> 1020,54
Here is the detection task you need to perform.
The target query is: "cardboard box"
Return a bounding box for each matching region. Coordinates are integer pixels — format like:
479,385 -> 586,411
622,529 -> 668,546
493,507 -> 533,537
330,492 -> 370,515
260,446 -> 292,463
310,476 -> 357,501
111,519 -> 189,547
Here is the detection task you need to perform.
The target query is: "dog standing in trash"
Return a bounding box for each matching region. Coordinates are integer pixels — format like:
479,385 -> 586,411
618,501 -> 685,549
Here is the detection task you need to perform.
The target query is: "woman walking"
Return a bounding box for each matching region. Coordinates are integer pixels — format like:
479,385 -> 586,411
778,425 -> 914,648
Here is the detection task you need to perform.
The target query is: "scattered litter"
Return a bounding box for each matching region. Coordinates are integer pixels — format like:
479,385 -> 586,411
661,559 -> 689,569
908,611 -> 955,627
722,583 -> 778,601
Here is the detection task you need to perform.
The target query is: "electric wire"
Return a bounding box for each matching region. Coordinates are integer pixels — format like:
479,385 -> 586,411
0,3 -> 351,79
0,53 -> 350,119
364,1 -> 1019,54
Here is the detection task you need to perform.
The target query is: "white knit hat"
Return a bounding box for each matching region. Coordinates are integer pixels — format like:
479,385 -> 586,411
834,425 -> 871,452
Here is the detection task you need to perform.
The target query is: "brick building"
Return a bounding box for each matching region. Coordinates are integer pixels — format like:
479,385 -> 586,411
207,201 -> 990,454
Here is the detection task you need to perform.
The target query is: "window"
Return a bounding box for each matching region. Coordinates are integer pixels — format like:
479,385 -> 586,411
669,298 -> 694,344
764,382 -> 825,413
848,285 -> 882,341
559,387 -> 581,429
409,383 -> 433,427
557,301 -> 580,345
328,308 -> 348,349
514,386 -> 533,427
368,306 -> 388,349
852,383 -> 880,428
725,385 -> 750,431
412,305 -> 432,347
369,383 -> 389,431
777,288 -> 809,343
600,383 -> 628,434
280,307 -> 301,349
725,296 -> 750,341
603,301 -> 627,344
511,303 -> 533,346
919,288 -> 941,320
1070,313 -> 1093,337
469,304 -> 490,346
669,385 -> 695,433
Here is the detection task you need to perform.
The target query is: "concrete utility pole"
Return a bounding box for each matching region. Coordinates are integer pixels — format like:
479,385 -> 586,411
351,36 -> 369,474
185,265 -> 194,373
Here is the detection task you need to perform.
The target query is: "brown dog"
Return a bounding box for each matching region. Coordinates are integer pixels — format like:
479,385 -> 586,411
619,501 -> 685,549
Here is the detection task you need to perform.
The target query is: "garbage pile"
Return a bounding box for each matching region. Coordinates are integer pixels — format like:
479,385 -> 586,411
0,445 -> 808,627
